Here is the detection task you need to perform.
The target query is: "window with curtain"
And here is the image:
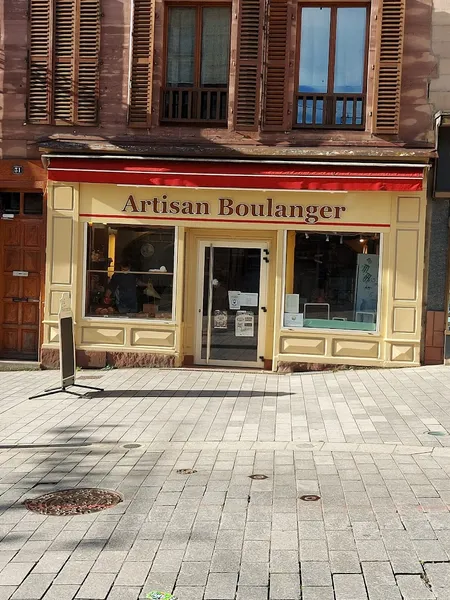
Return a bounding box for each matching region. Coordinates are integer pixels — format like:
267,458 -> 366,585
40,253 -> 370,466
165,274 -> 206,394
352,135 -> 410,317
163,4 -> 231,123
166,5 -> 231,88
295,4 -> 368,129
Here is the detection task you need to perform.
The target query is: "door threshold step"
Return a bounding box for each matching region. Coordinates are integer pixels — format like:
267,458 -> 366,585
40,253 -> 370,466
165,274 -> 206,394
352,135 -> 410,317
0,360 -> 41,372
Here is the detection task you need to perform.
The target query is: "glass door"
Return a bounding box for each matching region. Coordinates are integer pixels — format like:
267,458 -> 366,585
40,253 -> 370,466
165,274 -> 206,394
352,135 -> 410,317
196,241 -> 268,367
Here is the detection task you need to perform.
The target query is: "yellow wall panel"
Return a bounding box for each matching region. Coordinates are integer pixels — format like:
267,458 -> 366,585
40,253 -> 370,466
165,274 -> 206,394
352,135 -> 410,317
50,291 -> 72,316
333,339 -> 379,358
281,337 -> 325,355
131,329 -> 175,347
391,344 -> 415,362
49,326 -> 59,343
53,186 -> 74,211
393,307 -> 416,333
81,327 -> 124,345
394,230 -> 419,301
397,197 -> 420,223
51,217 -> 73,285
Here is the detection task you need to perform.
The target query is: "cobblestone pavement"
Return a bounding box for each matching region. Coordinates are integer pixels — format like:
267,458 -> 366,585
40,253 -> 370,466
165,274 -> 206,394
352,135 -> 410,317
2,366 -> 450,598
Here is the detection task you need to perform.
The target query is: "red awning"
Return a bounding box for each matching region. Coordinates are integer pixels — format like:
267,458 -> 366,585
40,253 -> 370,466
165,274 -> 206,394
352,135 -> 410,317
47,158 -> 424,192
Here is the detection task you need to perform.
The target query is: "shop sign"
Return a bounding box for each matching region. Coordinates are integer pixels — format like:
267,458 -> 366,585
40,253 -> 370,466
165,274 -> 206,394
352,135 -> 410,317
122,195 -> 346,225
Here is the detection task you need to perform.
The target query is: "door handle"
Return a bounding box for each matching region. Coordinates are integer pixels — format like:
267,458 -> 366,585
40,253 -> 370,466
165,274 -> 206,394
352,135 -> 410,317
12,297 -> 28,302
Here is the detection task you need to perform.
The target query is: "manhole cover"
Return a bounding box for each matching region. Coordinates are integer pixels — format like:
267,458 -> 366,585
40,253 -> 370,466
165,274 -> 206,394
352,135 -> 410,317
176,469 -> 197,474
249,474 -> 268,480
426,431 -> 447,436
123,443 -> 142,449
23,488 -> 123,516
300,494 -> 321,502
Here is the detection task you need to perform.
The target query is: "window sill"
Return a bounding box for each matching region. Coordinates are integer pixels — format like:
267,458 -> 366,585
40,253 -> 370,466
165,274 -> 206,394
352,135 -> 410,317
83,316 -> 176,326
280,327 -> 379,336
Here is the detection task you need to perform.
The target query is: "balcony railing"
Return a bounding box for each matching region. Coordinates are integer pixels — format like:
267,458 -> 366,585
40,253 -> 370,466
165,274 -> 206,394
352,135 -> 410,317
161,87 -> 228,125
295,93 -> 365,129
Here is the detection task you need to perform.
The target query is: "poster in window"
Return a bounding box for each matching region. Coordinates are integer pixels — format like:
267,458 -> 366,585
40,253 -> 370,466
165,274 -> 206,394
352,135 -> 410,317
235,312 -> 254,337
354,254 -> 379,314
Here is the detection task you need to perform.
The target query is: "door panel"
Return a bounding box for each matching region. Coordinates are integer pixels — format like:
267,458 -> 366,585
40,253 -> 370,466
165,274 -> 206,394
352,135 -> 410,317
0,200 -> 45,359
4,303 -> 19,324
4,276 -> 20,298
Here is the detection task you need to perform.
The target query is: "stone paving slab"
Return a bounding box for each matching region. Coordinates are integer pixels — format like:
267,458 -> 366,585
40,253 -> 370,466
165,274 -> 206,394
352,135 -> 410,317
2,365 -> 450,598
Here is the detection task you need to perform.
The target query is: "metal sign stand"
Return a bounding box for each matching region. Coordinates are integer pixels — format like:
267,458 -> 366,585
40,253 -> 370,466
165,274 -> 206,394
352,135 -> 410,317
29,295 -> 104,400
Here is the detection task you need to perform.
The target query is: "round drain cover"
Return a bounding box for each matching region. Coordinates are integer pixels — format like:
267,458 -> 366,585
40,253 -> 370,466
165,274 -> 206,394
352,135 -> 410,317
249,474 -> 268,480
123,443 -> 142,449
23,488 -> 123,516
300,494 -> 321,502
426,431 -> 446,436
176,468 -> 197,475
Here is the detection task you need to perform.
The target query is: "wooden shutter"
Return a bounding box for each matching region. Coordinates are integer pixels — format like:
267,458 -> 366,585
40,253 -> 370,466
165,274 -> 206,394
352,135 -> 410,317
129,0 -> 155,127
53,0 -> 75,123
263,0 -> 290,130
373,0 -> 406,134
28,0 -> 52,123
76,0 -> 101,124
234,0 -> 263,130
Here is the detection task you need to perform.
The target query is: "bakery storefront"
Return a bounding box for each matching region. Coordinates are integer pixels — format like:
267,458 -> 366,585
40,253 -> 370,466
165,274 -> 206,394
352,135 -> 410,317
42,157 -> 427,371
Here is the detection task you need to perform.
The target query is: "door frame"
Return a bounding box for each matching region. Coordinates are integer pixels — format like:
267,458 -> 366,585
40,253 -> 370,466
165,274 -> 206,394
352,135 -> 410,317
194,239 -> 269,368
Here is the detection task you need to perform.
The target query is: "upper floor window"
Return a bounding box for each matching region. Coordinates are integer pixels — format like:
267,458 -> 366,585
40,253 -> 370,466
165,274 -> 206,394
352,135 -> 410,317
28,0 -> 101,126
161,4 -> 231,125
295,5 -> 368,129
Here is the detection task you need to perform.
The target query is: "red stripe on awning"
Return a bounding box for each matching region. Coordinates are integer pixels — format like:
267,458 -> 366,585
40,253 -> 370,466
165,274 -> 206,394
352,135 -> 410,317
47,159 -> 424,192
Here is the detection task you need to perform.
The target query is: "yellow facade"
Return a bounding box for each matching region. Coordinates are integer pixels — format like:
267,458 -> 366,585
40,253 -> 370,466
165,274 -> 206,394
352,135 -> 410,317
43,182 -> 427,370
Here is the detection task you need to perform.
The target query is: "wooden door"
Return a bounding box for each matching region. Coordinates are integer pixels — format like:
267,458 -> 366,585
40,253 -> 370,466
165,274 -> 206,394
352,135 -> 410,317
0,192 -> 45,360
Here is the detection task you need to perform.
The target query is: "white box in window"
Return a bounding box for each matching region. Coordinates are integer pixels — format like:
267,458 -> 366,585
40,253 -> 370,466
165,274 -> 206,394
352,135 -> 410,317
284,313 -> 304,328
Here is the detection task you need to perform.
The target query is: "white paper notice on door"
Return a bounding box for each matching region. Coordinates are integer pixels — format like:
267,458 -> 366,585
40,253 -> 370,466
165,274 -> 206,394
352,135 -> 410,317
213,310 -> 228,329
240,293 -> 258,307
228,291 -> 241,310
235,312 -> 254,337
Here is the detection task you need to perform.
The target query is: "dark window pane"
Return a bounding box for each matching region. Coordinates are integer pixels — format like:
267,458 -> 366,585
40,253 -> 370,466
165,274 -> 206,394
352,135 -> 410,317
0,192 -> 20,214
201,7 -> 231,87
298,7 -> 330,93
334,7 -> 366,93
167,7 -> 196,87
24,192 -> 43,215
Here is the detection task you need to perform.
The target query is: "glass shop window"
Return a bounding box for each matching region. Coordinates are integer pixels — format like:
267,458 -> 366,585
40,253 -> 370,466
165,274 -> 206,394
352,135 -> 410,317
283,232 -> 381,331
85,224 -> 176,320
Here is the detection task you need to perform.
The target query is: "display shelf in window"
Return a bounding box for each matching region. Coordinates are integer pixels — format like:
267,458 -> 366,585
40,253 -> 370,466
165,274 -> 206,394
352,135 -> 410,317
85,224 -> 176,320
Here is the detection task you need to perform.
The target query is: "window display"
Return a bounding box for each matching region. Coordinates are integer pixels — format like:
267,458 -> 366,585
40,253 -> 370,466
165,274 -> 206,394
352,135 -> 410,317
283,232 -> 380,331
85,224 -> 175,320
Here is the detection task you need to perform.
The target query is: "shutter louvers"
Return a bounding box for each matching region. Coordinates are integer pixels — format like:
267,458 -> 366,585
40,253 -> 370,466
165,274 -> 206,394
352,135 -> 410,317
54,0 -> 75,123
234,0 -> 263,130
263,0 -> 289,130
373,0 -> 405,134
129,0 -> 154,127
77,0 -> 100,124
28,0 -> 52,123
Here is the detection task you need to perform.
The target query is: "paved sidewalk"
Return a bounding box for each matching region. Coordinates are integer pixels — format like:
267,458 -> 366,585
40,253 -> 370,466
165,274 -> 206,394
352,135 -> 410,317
2,366 -> 450,599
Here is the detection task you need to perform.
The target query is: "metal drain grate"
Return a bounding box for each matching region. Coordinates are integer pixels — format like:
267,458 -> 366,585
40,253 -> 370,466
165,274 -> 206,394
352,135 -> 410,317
249,474 -> 268,480
176,469 -> 197,475
24,488 -> 123,516
300,494 -> 321,502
